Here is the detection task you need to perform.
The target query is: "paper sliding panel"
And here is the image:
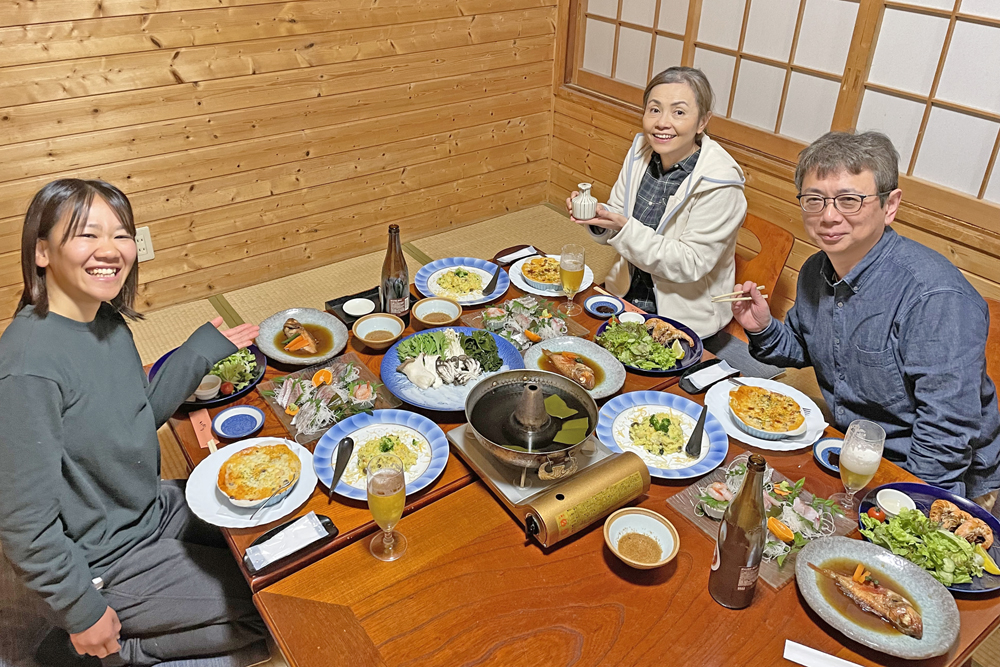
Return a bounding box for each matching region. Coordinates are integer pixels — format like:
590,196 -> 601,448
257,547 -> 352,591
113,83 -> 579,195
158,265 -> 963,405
984,165 -> 1000,204
621,0 -> 657,28
730,60 -> 786,131
658,0 -> 690,35
893,0 -> 956,9
588,0 -> 619,19
794,0 -> 859,75
913,107 -> 999,196
855,89 -> 926,168
694,48 -> 738,117
742,0 -> 798,62
698,0 -> 748,50
868,9 -> 949,97
583,19 -> 617,77
937,21 -> 1000,115
616,28 -> 653,87
652,36 -> 685,75
962,0 -> 1000,20
779,73 -> 839,143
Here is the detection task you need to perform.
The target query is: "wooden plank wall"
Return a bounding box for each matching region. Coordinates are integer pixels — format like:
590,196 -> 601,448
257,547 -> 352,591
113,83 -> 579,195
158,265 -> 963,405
548,88 -> 1000,319
0,0 -> 558,329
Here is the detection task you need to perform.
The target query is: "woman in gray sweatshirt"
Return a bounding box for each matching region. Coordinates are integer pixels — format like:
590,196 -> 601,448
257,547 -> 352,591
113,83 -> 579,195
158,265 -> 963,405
0,179 -> 265,665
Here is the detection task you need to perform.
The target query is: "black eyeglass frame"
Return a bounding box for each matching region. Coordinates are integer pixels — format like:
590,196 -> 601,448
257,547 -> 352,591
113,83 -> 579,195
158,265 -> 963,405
795,191 -> 895,214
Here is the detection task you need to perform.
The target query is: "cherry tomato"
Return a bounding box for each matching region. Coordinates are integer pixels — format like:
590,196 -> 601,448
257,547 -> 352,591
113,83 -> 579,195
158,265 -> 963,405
867,507 -> 886,522
220,382 -> 235,396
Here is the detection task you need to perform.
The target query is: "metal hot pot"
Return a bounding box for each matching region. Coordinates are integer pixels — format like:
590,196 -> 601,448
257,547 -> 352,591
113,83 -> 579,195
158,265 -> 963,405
464,369 -> 599,480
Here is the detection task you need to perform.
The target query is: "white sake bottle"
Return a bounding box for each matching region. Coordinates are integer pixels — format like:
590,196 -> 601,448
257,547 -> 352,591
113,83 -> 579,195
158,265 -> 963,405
571,183 -> 598,220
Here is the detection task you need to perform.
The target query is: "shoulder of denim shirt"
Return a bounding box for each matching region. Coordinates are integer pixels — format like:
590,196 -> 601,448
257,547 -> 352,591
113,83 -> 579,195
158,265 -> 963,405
884,231 -> 989,317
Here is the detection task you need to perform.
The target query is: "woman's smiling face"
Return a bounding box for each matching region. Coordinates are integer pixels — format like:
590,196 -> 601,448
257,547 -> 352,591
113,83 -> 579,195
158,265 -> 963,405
35,195 -> 137,320
642,82 -> 710,167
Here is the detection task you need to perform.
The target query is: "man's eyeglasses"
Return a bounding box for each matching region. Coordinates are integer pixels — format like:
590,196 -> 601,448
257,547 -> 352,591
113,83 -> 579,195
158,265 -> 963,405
796,191 -> 893,214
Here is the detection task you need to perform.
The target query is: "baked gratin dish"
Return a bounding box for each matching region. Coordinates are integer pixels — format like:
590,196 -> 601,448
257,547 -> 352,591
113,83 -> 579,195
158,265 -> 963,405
520,257 -> 561,288
217,443 -> 301,507
729,385 -> 805,434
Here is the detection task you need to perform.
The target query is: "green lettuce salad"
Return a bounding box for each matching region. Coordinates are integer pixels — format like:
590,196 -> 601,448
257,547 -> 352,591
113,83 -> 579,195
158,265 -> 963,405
596,320 -> 678,371
860,508 -> 984,585
209,348 -> 258,391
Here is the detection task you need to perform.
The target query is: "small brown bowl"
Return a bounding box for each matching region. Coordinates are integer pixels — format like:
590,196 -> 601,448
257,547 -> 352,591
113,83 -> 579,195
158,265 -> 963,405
412,297 -> 462,330
351,313 -> 405,351
604,507 -> 680,569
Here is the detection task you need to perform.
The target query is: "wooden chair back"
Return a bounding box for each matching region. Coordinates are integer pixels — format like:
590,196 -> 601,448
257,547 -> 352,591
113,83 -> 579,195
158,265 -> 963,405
987,296 -> 1000,390
724,214 -> 795,341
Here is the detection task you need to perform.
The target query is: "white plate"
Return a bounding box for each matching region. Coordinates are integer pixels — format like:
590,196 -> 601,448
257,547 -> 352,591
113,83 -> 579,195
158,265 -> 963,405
256,308 -> 348,366
522,336 -> 626,400
509,255 -> 594,298
185,437 -> 317,528
705,377 -> 828,451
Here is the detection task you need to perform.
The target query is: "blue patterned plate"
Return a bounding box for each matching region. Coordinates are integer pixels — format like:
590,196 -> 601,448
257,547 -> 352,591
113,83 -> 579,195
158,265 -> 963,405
594,314 -> 703,375
414,257 -> 509,306
596,391 -> 728,480
380,327 -> 524,411
858,482 -> 1000,594
149,345 -> 266,409
313,410 -> 449,501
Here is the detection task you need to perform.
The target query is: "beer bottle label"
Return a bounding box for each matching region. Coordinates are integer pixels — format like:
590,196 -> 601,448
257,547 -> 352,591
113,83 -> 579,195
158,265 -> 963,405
387,296 -> 409,315
736,565 -> 759,590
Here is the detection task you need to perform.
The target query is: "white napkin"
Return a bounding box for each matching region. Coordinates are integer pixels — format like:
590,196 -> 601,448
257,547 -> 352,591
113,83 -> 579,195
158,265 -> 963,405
244,512 -> 328,571
686,359 -> 739,391
497,246 -> 538,264
784,641 -> 863,667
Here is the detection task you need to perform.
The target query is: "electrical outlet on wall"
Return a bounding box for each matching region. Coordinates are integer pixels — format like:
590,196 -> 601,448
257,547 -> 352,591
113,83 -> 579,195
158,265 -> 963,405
135,226 -> 154,262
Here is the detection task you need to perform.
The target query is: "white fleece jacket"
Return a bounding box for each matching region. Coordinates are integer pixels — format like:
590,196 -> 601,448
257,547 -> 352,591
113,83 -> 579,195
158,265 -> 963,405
588,132 -> 747,337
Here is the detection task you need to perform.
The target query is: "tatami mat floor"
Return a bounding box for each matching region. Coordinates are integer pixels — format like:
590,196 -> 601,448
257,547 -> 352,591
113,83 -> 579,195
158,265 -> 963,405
134,205 -> 1000,666
224,251 -> 424,327
410,203 -> 620,284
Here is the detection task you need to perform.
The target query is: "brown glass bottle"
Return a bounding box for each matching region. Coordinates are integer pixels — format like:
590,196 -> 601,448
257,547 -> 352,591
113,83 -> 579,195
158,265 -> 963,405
379,224 -> 409,324
708,453 -> 767,609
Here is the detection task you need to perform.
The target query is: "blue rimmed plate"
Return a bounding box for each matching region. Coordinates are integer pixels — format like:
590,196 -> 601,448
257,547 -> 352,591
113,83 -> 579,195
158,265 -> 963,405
149,345 -> 267,409
313,409 -> 449,501
415,257 -> 509,306
584,294 -> 624,319
594,314 -> 703,375
212,405 -> 265,440
813,437 -> 843,474
858,482 -> 1000,594
596,391 -> 728,480
380,327 -> 524,411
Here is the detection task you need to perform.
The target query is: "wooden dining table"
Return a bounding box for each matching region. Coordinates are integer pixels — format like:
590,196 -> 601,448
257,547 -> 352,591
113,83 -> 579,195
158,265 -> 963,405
167,282 -> 1000,667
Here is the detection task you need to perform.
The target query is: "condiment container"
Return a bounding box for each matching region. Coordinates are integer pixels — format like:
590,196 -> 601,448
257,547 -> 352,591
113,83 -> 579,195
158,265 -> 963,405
194,374 -> 222,401
618,312 -> 646,325
412,297 -> 462,330
571,183 -> 598,220
343,298 -> 376,317
876,488 -> 916,518
604,507 -> 679,570
352,313 -> 405,351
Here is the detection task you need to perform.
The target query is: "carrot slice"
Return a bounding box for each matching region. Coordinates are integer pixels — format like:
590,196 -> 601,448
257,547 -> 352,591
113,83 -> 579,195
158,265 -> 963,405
285,404 -> 300,416
285,335 -> 312,352
525,330 -> 542,343
853,563 -> 865,583
312,369 -> 333,387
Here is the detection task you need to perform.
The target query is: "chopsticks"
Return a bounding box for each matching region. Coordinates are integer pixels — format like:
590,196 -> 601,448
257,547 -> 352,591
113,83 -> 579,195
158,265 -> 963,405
712,286 -> 768,303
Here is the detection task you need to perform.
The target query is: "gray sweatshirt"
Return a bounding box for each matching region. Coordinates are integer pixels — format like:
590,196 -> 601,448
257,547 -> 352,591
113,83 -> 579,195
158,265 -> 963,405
0,305 -> 235,633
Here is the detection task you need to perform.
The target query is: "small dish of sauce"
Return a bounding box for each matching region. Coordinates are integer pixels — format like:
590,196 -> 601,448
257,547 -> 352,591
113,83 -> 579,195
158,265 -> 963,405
421,311 -> 454,324
364,329 -> 397,342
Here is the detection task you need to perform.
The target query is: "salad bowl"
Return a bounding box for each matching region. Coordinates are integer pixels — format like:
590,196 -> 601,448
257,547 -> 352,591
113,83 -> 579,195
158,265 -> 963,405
149,345 -> 266,409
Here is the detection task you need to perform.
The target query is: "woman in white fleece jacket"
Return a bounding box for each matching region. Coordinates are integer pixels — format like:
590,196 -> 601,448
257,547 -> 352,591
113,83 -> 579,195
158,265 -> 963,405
567,67 -> 747,338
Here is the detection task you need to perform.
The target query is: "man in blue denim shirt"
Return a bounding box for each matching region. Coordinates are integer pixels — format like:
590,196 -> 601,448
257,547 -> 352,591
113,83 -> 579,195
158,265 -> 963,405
731,131 -> 1000,500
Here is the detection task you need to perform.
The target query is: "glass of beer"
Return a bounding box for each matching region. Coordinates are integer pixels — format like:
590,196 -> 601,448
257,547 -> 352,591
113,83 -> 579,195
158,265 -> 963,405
366,453 -> 407,561
836,419 -> 885,512
558,243 -> 586,316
